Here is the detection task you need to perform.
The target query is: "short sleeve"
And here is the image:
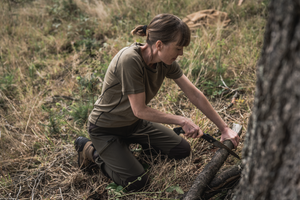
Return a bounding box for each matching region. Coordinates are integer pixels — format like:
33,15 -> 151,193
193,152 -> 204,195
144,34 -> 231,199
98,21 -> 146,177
114,52 -> 145,95
166,61 -> 183,79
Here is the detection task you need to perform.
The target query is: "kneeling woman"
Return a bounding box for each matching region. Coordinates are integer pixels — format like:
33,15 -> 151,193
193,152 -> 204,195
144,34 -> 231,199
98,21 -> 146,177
74,13 -> 240,191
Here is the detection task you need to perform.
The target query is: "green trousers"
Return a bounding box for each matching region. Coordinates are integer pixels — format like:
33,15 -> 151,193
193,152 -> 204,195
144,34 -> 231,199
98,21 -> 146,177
89,119 -> 191,191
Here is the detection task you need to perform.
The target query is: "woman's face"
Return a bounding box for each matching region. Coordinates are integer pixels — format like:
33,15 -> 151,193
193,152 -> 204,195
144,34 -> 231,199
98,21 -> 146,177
157,40 -> 184,65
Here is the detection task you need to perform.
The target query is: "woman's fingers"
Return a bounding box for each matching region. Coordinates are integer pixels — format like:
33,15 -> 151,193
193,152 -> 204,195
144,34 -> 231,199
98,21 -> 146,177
231,138 -> 238,149
220,128 -> 240,149
231,134 -> 240,149
196,129 -> 203,138
184,129 -> 197,138
183,126 -> 203,139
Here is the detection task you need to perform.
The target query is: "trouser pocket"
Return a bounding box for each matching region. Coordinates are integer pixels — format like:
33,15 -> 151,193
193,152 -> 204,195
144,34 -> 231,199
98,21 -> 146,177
93,136 -> 117,178
97,137 -> 117,156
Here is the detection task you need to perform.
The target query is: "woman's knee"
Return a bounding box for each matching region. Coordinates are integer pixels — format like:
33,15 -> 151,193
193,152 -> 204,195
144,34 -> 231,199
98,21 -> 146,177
168,138 -> 191,159
99,162 -> 149,191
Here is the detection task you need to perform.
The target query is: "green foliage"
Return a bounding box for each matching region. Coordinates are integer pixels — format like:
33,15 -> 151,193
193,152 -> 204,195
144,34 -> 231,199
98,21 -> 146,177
47,0 -> 83,20
74,38 -> 98,53
0,173 -> 12,188
166,185 -> 184,194
106,182 -> 127,197
68,101 -> 93,126
45,0 -> 103,54
41,106 -> 62,135
28,63 -> 36,80
93,51 -> 112,79
68,74 -> 98,127
76,74 -> 99,94
72,27 -> 103,53
181,38 -> 235,99
0,73 -> 14,92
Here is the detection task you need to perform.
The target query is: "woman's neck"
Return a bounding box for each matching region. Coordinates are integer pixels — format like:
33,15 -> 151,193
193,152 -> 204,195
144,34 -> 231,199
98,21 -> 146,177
140,43 -> 160,68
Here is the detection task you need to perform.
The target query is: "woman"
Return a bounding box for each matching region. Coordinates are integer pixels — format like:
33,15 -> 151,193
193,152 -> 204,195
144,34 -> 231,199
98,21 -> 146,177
74,13 -> 240,191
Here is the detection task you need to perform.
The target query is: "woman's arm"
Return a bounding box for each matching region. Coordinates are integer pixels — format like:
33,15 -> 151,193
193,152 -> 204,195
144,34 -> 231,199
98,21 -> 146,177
174,74 -> 240,148
128,92 -> 202,138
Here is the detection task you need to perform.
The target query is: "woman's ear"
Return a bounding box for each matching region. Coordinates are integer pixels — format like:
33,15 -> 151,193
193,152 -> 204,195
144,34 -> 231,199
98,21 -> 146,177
156,40 -> 163,51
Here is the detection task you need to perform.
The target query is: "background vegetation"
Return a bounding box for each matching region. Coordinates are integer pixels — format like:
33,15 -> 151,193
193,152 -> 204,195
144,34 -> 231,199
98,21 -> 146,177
0,0 -> 267,199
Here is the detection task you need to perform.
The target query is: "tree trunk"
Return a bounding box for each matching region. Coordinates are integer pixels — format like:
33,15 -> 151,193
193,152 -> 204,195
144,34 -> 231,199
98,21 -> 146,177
234,0 -> 300,199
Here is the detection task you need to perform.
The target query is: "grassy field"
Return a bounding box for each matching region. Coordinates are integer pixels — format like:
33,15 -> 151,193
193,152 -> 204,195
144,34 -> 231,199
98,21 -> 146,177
0,0 -> 267,199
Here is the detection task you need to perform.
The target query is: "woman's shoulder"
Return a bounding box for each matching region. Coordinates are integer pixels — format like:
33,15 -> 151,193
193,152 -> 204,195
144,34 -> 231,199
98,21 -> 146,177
118,43 -> 144,63
125,42 -> 143,55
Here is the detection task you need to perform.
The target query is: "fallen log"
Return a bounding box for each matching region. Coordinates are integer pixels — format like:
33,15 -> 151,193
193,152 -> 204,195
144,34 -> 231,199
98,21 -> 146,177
183,123 -> 242,200
202,165 -> 243,199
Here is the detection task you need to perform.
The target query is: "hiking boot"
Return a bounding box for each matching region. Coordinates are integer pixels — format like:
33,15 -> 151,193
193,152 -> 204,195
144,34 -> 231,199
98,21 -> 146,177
74,136 -> 99,171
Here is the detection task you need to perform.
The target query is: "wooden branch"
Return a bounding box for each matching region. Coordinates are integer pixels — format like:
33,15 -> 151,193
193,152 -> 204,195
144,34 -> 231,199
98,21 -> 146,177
183,123 -> 242,200
206,165 -> 242,190
203,165 -> 243,199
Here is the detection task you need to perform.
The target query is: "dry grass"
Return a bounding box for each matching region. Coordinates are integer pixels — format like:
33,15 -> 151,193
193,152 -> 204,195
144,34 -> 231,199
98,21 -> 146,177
0,0 -> 268,199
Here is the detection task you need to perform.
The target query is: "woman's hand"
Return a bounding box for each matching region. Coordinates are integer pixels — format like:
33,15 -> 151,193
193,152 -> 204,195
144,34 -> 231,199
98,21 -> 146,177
220,127 -> 240,148
181,118 -> 203,139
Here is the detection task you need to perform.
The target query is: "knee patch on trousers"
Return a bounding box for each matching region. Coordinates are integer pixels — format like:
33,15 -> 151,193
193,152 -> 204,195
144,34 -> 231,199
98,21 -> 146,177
125,172 -> 149,191
168,138 -> 191,159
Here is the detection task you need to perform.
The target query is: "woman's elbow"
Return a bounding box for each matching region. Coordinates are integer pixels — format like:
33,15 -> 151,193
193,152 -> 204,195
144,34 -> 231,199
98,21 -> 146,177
131,107 -> 145,119
132,110 -> 140,118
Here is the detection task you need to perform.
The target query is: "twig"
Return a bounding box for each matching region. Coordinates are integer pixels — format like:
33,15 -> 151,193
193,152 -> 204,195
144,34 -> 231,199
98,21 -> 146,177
24,91 -> 43,141
31,172 -> 44,200
219,75 -> 242,93
59,187 -> 64,200
16,186 -> 21,200
173,102 -> 186,117
0,90 -> 21,121
222,112 -> 237,122
53,95 -> 90,102
238,0 -> 244,6
31,175 -> 37,200
0,163 -> 4,177
227,91 -> 239,109
31,157 -> 58,200
220,75 -> 229,89
217,91 -> 239,113
0,157 -> 39,165
53,95 -> 76,101
219,86 -> 242,98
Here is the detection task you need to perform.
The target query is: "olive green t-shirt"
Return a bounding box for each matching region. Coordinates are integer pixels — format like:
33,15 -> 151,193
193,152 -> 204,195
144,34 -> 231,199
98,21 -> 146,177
88,43 -> 183,128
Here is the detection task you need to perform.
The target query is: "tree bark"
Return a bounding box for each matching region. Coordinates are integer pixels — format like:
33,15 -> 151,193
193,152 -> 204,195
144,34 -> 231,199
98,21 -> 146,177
183,123 -> 242,200
234,0 -> 300,199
